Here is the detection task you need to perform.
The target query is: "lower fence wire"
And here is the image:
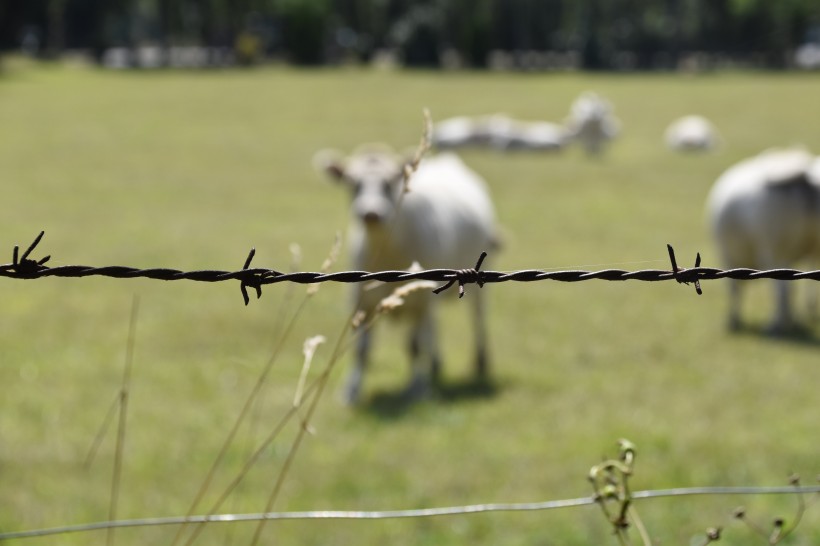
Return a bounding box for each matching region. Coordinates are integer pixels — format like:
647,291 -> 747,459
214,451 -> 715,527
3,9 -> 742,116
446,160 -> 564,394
1,486 -> 818,541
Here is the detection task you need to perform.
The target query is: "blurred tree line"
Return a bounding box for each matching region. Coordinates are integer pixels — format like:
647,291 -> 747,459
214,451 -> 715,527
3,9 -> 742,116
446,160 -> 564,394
1,0 -> 818,69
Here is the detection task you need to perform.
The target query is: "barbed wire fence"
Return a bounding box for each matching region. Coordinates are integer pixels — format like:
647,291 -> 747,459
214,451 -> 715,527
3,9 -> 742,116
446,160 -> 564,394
4,231 -> 820,304
2,230 -> 820,545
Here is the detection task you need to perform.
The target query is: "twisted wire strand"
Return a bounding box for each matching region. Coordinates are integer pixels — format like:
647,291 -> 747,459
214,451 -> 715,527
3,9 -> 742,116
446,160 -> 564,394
1,486 -> 818,541
2,232 -> 820,304
3,264 -> 820,284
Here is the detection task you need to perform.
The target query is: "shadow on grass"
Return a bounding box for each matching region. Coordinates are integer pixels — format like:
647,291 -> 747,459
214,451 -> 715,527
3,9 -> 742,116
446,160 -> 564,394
358,378 -> 502,420
731,322 -> 820,347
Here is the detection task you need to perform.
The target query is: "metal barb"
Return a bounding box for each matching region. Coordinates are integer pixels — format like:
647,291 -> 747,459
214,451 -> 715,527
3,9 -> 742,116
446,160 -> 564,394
9,231 -> 51,276
239,248 -> 262,306
433,251 -> 488,298
21,231 -> 46,262
667,244 -> 703,295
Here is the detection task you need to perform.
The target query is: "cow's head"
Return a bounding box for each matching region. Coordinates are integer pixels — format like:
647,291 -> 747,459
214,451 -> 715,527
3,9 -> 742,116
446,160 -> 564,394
314,145 -> 408,226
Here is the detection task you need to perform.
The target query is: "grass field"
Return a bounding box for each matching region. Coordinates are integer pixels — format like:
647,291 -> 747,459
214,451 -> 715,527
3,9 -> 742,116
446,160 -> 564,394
1,59 -> 819,545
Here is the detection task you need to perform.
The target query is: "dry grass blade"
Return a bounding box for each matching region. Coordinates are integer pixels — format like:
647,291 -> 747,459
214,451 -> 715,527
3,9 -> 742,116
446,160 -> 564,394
175,234 -> 343,545
375,279 -> 439,314
83,393 -> 121,470
341,275 -> 438,362
170,297 -> 311,546
249,311 -> 357,546
176,234 -> 343,546
294,335 -> 326,407
107,295 -> 140,546
401,107 -> 433,193
183,240 -> 347,545
306,232 -> 341,296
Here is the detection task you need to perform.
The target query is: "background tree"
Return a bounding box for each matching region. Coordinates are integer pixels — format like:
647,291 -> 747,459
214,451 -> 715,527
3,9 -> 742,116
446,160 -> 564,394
0,0 -> 817,68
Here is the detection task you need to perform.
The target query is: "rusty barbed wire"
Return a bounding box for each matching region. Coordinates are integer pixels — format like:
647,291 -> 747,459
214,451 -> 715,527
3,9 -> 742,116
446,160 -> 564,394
3,232 -> 820,305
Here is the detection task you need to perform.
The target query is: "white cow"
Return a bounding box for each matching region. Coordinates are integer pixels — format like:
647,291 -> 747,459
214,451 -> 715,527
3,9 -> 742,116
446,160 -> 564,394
706,147 -> 820,332
315,145 -> 500,403
515,121 -> 569,151
665,115 -> 719,152
564,91 -> 620,155
431,116 -> 485,149
481,114 -> 567,152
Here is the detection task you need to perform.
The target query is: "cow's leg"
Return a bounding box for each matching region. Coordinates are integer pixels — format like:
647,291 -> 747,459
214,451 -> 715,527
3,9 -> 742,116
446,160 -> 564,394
410,321 -> 442,387
759,250 -> 794,334
769,278 -> 793,334
727,278 -> 742,331
405,311 -> 438,399
471,290 -> 489,382
344,326 -> 371,404
801,259 -> 818,322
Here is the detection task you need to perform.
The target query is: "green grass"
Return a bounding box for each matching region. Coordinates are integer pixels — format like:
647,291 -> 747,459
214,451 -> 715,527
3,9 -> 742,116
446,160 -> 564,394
1,59 -> 819,545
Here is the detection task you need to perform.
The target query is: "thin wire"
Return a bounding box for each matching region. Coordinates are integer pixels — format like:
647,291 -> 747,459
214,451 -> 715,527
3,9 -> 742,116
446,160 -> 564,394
3,486 -> 818,541
532,259 -> 667,272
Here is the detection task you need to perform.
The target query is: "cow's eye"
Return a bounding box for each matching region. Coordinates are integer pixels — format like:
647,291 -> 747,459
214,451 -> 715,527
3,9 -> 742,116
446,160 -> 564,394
381,182 -> 393,197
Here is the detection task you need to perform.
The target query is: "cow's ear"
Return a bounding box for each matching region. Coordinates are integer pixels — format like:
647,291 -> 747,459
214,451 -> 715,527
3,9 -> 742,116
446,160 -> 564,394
312,149 -> 347,182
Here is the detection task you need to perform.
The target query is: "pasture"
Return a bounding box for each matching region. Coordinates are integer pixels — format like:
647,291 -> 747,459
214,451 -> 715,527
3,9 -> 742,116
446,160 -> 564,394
0,61 -> 819,545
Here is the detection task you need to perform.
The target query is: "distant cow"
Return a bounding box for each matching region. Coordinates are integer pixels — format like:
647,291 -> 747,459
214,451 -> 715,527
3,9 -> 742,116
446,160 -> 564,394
431,116 -> 485,149
482,114 -> 568,152
314,145 -> 500,403
665,115 -> 719,152
564,92 -> 620,155
706,147 -> 820,332
432,114 -> 567,152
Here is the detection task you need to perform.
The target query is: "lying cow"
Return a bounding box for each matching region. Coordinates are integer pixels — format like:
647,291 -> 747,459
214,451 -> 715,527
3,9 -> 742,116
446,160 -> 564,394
665,115 -> 719,152
482,114 -> 568,152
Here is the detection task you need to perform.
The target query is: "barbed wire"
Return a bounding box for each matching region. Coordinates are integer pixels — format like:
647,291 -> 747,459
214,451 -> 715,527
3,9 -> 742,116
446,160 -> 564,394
1,485 -> 818,541
3,231 -> 819,543
2,232 -> 820,305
